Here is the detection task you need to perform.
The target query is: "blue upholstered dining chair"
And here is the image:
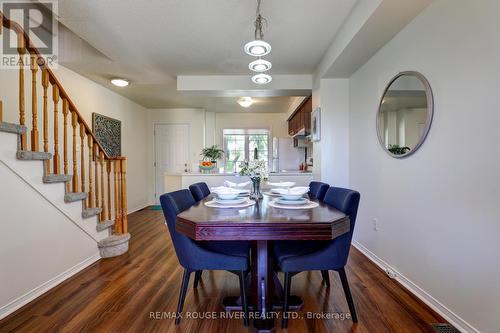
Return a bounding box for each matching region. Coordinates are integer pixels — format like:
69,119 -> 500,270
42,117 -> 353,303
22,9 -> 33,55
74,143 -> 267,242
160,190 -> 250,326
187,182 -> 250,289
308,181 -> 329,201
273,186 -> 361,328
189,182 -> 211,202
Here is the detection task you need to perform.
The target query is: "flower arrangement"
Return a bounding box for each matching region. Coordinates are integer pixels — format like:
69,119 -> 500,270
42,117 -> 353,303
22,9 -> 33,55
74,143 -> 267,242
239,160 -> 269,180
239,160 -> 268,199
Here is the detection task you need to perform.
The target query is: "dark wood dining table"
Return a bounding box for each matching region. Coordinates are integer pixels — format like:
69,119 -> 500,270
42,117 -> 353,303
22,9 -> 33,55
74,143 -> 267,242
176,194 -> 350,332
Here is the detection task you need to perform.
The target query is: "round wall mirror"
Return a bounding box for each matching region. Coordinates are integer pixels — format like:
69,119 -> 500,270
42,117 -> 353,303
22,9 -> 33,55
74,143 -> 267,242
377,71 -> 434,158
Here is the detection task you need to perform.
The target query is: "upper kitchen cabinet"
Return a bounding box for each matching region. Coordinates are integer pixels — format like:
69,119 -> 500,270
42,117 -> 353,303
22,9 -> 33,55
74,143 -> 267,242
287,96 -> 312,136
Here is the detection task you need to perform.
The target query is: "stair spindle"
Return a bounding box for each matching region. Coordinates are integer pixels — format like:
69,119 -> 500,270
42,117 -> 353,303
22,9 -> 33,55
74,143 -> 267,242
120,158 -> 128,234
88,135 -> 94,208
80,124 -> 86,208
100,151 -> 106,221
42,69 -> 50,173
106,160 -> 112,221
71,111 -> 79,192
94,144 -> 99,214
18,33 -> 27,150
30,55 -> 39,151
0,100 -> 3,122
52,85 -> 60,174
62,99 -> 69,192
114,159 -> 122,234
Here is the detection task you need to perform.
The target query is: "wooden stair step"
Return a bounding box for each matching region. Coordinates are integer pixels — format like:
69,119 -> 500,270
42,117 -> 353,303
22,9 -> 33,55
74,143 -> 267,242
98,233 -> 131,258
17,150 -> 52,161
82,207 -> 102,218
0,122 -> 27,134
43,174 -> 72,184
64,192 -> 88,203
96,220 -> 115,232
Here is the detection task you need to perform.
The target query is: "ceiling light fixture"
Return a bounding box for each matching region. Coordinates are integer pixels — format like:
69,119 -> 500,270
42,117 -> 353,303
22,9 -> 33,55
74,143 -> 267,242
111,78 -> 129,87
251,73 -> 272,85
237,97 -> 253,108
244,0 -> 272,57
249,59 -> 272,72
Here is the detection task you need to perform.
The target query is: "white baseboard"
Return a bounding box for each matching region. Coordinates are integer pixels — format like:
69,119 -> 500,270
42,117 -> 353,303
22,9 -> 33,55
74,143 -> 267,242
352,240 -> 479,333
127,202 -> 153,215
0,253 -> 101,320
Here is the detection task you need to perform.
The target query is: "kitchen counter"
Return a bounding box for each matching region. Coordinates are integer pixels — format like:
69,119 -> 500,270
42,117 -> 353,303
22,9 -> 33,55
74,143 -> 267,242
164,171 -> 314,192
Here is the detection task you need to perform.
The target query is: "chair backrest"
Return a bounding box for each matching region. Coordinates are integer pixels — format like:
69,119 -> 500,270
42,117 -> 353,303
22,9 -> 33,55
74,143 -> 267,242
323,186 -> 361,267
189,182 -> 211,201
160,189 -> 198,268
309,181 -> 329,201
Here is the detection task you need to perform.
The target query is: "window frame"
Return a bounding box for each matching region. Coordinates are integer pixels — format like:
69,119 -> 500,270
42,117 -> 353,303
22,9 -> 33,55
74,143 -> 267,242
222,128 -> 271,173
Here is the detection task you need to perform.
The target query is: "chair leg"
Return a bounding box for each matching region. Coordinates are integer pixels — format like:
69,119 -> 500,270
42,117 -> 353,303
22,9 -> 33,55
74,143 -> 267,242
338,268 -> 358,323
321,270 -> 330,287
175,269 -> 192,325
282,272 -> 292,329
193,270 -> 202,288
238,271 -> 250,326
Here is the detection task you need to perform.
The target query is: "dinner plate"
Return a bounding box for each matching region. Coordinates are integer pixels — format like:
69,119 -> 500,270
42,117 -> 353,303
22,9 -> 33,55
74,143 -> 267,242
276,198 -> 307,205
214,197 -> 247,205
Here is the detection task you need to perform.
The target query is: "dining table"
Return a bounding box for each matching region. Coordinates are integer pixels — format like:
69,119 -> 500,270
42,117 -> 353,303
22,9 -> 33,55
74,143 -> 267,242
176,194 -> 350,332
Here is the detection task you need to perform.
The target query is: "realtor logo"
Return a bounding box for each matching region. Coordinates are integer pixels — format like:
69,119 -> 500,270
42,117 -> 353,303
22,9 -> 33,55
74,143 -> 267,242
1,0 -> 58,69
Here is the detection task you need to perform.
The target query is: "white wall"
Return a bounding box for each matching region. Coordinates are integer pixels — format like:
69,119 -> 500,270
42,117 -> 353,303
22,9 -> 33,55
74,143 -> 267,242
0,65 -> 150,213
348,0 -> 500,332
316,79 -> 350,187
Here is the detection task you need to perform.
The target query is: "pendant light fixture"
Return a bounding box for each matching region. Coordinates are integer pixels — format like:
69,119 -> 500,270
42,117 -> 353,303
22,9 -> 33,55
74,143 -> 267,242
244,0 -> 272,84
244,0 -> 271,57
237,97 -> 254,108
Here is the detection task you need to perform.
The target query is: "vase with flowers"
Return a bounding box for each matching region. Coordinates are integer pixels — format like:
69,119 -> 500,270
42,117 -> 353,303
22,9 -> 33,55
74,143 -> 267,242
239,160 -> 269,200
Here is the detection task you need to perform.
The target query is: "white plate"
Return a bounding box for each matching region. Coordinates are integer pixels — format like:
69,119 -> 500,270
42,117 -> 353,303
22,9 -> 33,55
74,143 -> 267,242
276,198 -> 307,205
215,197 -> 247,205
268,200 -> 319,210
268,181 -> 296,188
281,193 -> 305,201
205,199 -> 256,209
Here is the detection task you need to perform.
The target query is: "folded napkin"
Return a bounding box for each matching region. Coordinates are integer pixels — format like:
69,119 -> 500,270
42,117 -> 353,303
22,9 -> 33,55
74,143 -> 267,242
267,181 -> 295,187
271,186 -> 310,195
210,186 -> 241,194
224,180 -> 251,188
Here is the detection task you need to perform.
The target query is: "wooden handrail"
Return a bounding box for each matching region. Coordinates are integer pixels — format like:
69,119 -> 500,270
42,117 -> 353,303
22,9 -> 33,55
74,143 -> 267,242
1,11 -> 116,161
1,10 -> 128,234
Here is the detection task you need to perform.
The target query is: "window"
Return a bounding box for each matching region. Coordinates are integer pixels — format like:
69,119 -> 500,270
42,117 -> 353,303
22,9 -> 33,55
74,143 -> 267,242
223,129 -> 270,173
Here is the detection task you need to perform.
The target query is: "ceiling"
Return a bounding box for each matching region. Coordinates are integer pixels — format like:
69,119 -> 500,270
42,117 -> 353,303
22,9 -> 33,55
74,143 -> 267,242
54,0 -> 358,110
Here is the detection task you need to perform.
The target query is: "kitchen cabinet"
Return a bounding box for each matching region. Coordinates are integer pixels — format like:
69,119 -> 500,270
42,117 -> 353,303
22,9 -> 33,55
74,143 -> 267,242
287,96 -> 312,136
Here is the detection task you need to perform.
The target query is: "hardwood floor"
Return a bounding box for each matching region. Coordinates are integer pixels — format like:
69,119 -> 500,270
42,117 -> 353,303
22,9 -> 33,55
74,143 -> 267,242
0,208 -> 445,333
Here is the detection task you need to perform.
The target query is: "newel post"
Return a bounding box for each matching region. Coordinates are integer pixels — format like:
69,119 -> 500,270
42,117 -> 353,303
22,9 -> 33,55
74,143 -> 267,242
120,158 -> 128,234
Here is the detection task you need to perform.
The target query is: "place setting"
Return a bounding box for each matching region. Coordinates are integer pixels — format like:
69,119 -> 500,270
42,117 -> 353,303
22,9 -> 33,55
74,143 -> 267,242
268,186 -> 319,209
205,185 -> 255,208
263,181 -> 296,197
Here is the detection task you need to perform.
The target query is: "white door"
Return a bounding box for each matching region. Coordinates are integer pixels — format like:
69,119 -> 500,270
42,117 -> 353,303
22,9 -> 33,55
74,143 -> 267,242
154,124 -> 190,202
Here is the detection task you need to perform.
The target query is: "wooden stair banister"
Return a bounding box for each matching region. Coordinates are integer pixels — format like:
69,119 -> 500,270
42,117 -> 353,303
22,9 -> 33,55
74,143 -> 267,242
1,11 -> 128,237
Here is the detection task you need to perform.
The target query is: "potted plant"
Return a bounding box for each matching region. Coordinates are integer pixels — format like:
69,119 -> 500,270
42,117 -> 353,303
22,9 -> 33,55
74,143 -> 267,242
239,159 -> 269,200
200,145 -> 225,172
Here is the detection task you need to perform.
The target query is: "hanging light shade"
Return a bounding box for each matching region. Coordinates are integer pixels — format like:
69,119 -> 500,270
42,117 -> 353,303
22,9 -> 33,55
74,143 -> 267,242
244,0 -> 271,57
251,73 -> 272,85
237,97 -> 254,108
244,40 -> 271,57
249,59 -> 272,72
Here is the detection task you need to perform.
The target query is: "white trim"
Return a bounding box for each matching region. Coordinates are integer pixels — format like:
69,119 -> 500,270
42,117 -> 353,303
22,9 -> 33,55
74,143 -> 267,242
0,253 -> 101,320
352,240 -> 480,333
127,202 -> 152,215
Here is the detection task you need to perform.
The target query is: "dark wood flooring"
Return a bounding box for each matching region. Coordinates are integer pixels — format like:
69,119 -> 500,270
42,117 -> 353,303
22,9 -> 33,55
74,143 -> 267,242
0,208 -> 445,332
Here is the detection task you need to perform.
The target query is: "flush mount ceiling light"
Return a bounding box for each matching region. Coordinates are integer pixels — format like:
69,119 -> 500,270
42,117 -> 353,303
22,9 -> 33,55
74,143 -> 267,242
111,78 -> 129,87
251,73 -> 272,85
244,0 -> 271,57
237,97 -> 254,108
249,59 -> 272,72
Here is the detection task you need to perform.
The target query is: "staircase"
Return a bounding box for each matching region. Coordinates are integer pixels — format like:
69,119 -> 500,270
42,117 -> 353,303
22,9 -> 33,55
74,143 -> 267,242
0,12 -> 130,258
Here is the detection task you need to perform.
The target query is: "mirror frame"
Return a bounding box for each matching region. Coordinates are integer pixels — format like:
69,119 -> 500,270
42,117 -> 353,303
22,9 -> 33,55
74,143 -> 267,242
376,71 -> 434,159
